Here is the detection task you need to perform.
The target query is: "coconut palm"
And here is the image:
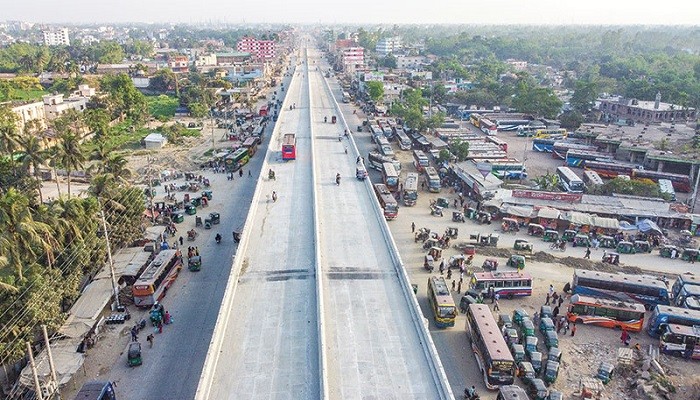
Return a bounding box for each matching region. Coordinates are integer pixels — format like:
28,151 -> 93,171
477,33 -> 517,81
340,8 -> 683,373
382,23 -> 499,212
18,134 -> 48,203
0,107 -> 21,175
56,131 -> 85,198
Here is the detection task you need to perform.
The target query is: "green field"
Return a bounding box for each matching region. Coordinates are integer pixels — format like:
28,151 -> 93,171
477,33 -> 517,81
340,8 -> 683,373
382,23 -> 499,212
147,95 -> 178,119
0,89 -> 46,102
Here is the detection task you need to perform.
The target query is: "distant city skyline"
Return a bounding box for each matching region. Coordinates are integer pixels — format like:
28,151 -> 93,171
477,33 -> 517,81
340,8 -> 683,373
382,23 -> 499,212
5,0 -> 700,25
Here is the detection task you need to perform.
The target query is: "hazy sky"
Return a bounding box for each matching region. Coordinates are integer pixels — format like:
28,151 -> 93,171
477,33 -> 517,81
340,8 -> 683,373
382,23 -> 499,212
7,0 -> 700,25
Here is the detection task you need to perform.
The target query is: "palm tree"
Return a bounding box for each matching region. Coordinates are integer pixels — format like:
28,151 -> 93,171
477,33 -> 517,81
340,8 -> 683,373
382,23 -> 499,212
56,131 -> 85,198
18,134 -> 48,203
0,107 -> 21,174
0,189 -> 53,281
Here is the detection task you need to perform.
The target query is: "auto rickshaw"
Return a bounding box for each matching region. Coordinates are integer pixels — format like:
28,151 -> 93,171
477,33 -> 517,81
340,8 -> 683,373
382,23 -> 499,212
423,255 -> 435,272
681,230 -> 693,245
521,319 -> 535,338
355,164 -> 368,180
428,246 -> 442,261
513,309 -> 529,326
543,230 -> 559,243
562,230 -> 577,242
498,314 -> 513,331
268,170 -> 276,180
518,361 -> 536,383
545,330 -> 559,349
507,255 -> 526,270
525,335 -> 538,355
127,342 -> 142,367
445,226 -> 459,239
539,317 -> 555,334
599,235 -> 616,249
511,343 -> 526,363
188,255 -> 201,271
527,223 -> 545,237
660,245 -> 679,258
482,258 -> 499,271
682,248 -> 700,262
548,347 -> 562,363
526,378 -> 548,400
191,197 -> 203,207
187,229 -> 198,241
634,240 -> 652,253
430,205 -> 443,217
544,360 -> 560,384
479,233 -> 499,247
476,211 -> 492,224
423,238 -> 439,250
195,216 -> 202,227
172,213 -> 184,223
505,328 -> 520,346
185,204 -> 197,215
597,361 -> 615,384
452,211 -> 466,222
207,212 -> 220,225
617,241 -> 635,254
463,244 -> 476,256
201,190 -> 213,200
188,182 -> 200,192
548,391 -> 564,400
573,234 -> 590,247
540,305 -> 553,320
514,239 -> 533,255
602,252 -> 620,265
530,351 -> 543,374
331,115 -> 337,123
436,197 -> 449,209
502,218 -> 520,233
448,254 -> 465,270
466,207 -> 477,220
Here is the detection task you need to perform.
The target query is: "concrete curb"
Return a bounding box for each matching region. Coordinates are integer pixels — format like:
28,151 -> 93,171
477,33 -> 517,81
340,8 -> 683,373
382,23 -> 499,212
194,61 -> 298,400
320,70 -> 455,400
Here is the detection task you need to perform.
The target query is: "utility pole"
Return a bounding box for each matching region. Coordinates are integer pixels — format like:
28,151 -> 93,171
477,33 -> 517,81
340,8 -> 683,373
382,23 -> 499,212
210,111 -> 215,151
100,210 -> 120,310
691,163 -> 700,213
27,342 -> 44,400
42,325 -> 58,398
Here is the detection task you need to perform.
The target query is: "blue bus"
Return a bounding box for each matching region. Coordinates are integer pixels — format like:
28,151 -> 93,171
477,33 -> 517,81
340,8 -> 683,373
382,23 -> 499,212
672,274 -> 700,300
572,269 -> 670,310
648,305 -> 700,338
565,149 -> 613,168
674,283 -> 700,310
532,138 -> 555,153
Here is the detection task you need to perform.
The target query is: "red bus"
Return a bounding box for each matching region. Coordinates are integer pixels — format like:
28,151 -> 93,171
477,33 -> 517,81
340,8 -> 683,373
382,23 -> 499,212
566,294 -> 646,332
373,183 -> 398,220
487,136 -> 508,152
259,104 -> 269,116
282,133 -> 296,160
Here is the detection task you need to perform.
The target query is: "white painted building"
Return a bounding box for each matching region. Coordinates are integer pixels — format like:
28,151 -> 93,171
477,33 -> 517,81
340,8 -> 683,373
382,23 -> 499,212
143,133 -> 167,149
10,101 -> 46,131
42,85 -> 94,120
43,28 -> 70,46
375,37 -> 401,57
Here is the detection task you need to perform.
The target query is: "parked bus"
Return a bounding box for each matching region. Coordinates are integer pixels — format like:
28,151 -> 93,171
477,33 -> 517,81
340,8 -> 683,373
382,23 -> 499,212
489,159 -> 526,180
556,166 -> 584,193
572,269 -> 670,310
566,294 -> 646,332
224,147 -> 250,172
424,166 -> 441,193
373,183 -> 398,220
395,129 -> 412,150
658,179 -> 677,201
132,250 -> 183,307
552,142 -> 598,160
242,137 -> 259,157
470,271 -> 533,298
368,152 -> 401,172
517,125 -> 545,137
376,136 -> 394,157
427,276 -> 457,328
258,104 -> 269,117
582,170 -> 604,189
584,160 -> 635,179
673,283 -> 700,310
382,162 -> 399,192
403,172 -> 419,206
532,138 -> 555,153
413,149 -> 430,172
648,305 -> 700,337
470,113 -> 482,128
632,169 -> 691,193
660,323 -> 700,360
480,118 -> 498,136
282,133 -> 297,161
73,381 -> 117,400
565,149 -> 613,167
466,304 -> 517,389
672,274 -> 700,300
495,119 -> 532,132
534,128 -> 567,140
487,136 -> 508,152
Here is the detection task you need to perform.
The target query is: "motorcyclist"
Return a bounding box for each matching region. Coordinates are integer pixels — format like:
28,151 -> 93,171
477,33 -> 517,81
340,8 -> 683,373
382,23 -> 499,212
344,147 -> 348,154
336,173 -> 341,186
215,233 -> 222,244
324,116 -> 327,123
464,386 -> 478,400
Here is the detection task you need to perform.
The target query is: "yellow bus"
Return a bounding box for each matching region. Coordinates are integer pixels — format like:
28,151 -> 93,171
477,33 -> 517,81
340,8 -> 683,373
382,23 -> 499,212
427,276 -> 457,328
132,250 -> 183,307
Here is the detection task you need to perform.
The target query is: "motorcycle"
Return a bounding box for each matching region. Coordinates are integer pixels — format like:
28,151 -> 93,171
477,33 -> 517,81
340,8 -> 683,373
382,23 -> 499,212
464,387 -> 480,400
324,116 -> 327,123
215,234 -> 222,244
335,174 -> 341,186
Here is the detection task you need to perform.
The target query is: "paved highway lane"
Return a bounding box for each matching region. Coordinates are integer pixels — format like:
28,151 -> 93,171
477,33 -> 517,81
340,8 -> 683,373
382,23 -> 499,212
198,52 -> 320,400
309,48 -> 445,399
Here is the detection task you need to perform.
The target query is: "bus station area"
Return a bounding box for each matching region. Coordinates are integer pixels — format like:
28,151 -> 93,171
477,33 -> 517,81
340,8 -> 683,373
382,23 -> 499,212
332,79 -> 700,398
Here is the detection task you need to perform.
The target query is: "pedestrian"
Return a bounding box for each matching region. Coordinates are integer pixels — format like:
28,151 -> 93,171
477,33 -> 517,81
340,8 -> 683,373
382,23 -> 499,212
411,222 -> 416,233
584,246 -> 591,259
558,295 -> 565,307
533,311 -> 540,326
164,311 -> 171,325
272,191 -> 278,202
239,169 -> 244,177
565,320 -> 570,334
248,170 -> 252,177
447,269 -> 452,280
552,292 -> 559,304
195,247 -> 199,256
452,280 -> 456,291
545,292 -> 551,305
147,334 -> 154,348
130,326 -> 138,342
439,260 -> 445,275
549,284 -> 554,296
552,305 -> 560,319
621,329 -> 630,345
179,236 -> 184,246
556,319 -> 562,334
457,281 -> 462,294
493,299 -> 500,311
158,321 -> 163,334
494,292 -> 500,305
421,181 -> 425,190
571,323 -> 577,337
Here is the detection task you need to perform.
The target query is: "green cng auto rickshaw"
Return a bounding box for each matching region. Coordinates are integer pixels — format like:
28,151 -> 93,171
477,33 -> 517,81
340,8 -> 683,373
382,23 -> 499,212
519,361 -> 536,383
562,230 -> 577,242
511,343 -> 526,362
617,241 -> 635,254
539,317 -> 555,334
525,335 -> 538,355
573,234 -> 590,247
128,342 -> 142,367
599,235 -> 616,249
527,223 -> 545,237
540,305 -> 553,320
526,378 -> 548,400
507,254 -> 526,270
521,319 -> 536,338
184,204 -> 197,215
202,190 -> 213,200
436,197 -> 449,209
543,230 -> 559,243
597,361 -> 615,384
188,255 -> 202,271
660,245 -> 678,258
172,213 -> 184,223
544,360 -> 560,384
514,239 -> 534,255
548,347 -> 562,363
530,351 -> 543,374
514,309 -> 529,326
682,248 -> 700,262
634,240 -> 652,253
545,330 -> 559,349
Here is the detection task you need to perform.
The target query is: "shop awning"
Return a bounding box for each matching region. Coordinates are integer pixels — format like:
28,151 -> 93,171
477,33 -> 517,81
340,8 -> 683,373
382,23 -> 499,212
536,207 -> 560,220
502,205 -> 533,218
592,216 -> 620,230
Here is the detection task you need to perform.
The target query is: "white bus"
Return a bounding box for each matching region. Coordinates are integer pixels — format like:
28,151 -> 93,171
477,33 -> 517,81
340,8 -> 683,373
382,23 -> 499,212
425,166 -> 441,193
582,169 -> 604,189
403,172 -> 419,206
659,179 -> 677,201
395,128 -> 412,150
557,166 -> 584,193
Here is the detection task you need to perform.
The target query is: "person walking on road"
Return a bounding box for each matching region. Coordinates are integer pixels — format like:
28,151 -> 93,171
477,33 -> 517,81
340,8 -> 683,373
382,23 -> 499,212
571,323 -> 577,337
411,222 -> 416,233
584,246 -> 591,259
239,169 -> 244,178
147,334 -> 154,348
179,236 -> 184,246
272,191 -> 278,202
248,170 -> 252,177
493,299 -> 500,311
545,292 -> 551,305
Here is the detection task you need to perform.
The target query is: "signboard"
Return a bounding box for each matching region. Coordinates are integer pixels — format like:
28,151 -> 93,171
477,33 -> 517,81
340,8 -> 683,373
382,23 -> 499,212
476,162 -> 493,179
512,190 -> 582,203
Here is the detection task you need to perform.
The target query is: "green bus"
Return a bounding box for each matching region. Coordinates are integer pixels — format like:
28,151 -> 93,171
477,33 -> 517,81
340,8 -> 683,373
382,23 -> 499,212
225,148 -> 250,172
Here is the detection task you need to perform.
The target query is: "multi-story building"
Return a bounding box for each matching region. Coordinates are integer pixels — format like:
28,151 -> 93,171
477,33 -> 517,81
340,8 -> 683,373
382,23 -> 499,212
376,37 -> 401,57
236,37 -> 276,61
168,55 -> 190,73
341,47 -> 364,74
597,93 -> 697,124
9,101 -> 46,132
43,28 -> 70,46
42,85 -> 95,120
215,52 -> 252,65
395,55 -> 427,70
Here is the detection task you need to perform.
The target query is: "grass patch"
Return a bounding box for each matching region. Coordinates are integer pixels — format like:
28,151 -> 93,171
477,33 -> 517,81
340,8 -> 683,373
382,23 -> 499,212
0,89 -> 47,102
82,120 -> 151,154
147,95 -> 178,119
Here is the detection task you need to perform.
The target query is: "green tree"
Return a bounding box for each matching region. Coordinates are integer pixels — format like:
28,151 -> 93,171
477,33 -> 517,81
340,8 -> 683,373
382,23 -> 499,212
451,139 -> 470,161
53,111 -> 87,198
381,54 -> 397,69
532,173 -> 560,191
99,73 -> 148,123
559,111 -> 583,130
18,128 -> 48,203
366,81 -> 384,102
570,79 -> 598,113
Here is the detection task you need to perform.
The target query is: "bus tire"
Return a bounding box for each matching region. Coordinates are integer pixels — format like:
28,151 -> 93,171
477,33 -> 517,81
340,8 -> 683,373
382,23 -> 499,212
576,318 -> 583,325
508,293 -> 514,300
